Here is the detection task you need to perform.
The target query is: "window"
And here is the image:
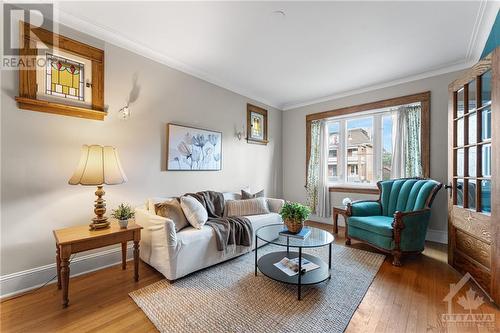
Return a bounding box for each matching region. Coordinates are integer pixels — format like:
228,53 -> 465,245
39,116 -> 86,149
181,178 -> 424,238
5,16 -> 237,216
327,108 -> 400,185
306,92 -> 430,192
46,53 -> 85,101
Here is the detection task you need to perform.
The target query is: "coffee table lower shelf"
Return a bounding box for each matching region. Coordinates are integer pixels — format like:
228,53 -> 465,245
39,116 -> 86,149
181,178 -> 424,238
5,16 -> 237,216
256,251 -> 331,300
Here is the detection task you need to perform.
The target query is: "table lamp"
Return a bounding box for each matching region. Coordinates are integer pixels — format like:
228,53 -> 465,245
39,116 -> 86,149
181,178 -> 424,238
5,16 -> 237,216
69,145 -> 127,230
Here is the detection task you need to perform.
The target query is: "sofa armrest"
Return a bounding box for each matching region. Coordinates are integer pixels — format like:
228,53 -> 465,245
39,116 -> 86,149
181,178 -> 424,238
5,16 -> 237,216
348,200 -> 382,217
266,198 -> 285,213
135,208 -> 177,247
393,209 -> 432,252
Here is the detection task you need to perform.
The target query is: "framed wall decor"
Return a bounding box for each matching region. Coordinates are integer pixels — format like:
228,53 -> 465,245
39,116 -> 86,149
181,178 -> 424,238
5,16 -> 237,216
247,103 -> 268,145
167,123 -> 222,171
15,22 -> 106,120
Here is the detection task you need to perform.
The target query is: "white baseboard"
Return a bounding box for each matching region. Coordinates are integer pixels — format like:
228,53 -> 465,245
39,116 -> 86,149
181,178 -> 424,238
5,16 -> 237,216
308,217 -> 448,244
0,245 -> 133,298
425,229 -> 448,244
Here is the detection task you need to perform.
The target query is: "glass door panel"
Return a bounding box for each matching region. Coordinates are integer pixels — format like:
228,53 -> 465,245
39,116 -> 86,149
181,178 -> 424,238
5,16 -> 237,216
468,112 -> 477,144
469,79 -> 477,111
481,180 -> 491,213
481,70 -> 492,106
457,88 -> 465,117
482,144 -> 491,176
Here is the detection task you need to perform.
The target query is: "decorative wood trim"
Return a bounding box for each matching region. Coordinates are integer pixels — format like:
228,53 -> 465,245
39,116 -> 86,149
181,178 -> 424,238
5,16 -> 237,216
329,186 -> 379,195
15,97 -> 106,120
490,47 -> 500,305
16,22 -> 106,120
305,91 -> 431,185
246,104 -> 268,145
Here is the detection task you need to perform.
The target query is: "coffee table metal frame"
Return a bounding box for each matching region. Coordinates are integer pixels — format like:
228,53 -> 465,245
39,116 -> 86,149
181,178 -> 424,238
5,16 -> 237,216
254,224 -> 334,300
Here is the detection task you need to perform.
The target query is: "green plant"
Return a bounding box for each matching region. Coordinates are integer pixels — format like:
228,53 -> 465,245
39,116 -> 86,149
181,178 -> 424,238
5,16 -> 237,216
111,203 -> 135,220
279,202 -> 311,223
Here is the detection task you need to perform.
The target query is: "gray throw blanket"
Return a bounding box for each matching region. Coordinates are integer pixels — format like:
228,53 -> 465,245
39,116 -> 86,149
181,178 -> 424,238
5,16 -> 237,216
186,191 -> 253,252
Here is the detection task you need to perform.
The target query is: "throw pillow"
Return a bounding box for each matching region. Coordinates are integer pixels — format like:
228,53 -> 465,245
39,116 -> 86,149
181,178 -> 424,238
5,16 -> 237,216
241,189 -> 264,200
180,196 -> 208,229
226,197 -> 270,217
155,199 -> 190,232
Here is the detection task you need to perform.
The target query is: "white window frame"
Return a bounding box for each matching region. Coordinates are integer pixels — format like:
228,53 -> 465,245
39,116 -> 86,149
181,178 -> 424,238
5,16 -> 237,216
327,108 -> 395,187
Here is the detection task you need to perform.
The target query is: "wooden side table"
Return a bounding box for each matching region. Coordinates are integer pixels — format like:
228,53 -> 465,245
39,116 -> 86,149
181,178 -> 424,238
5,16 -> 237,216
53,221 -> 142,308
332,206 -> 348,234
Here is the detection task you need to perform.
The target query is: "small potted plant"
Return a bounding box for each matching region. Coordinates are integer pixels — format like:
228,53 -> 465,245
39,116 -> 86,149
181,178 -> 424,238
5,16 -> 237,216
279,202 -> 311,234
111,203 -> 135,229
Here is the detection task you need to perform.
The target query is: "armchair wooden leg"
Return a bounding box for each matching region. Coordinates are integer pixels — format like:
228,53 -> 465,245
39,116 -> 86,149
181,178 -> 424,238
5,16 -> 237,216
345,237 -> 351,245
392,250 -> 402,266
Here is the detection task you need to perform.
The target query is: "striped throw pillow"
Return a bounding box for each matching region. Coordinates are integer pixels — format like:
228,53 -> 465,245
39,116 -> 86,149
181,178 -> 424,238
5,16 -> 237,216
226,197 -> 270,217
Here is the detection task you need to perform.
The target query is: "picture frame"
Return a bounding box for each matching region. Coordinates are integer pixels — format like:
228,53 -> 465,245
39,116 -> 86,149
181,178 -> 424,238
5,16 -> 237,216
166,123 -> 222,171
246,103 -> 268,145
15,22 -> 106,121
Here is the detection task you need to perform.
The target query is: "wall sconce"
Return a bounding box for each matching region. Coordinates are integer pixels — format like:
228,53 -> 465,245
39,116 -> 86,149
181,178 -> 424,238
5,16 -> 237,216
119,105 -> 130,120
235,124 -> 245,141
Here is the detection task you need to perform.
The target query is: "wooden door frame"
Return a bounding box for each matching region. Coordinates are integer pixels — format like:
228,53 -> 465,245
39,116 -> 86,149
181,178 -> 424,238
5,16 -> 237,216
448,48 -> 499,304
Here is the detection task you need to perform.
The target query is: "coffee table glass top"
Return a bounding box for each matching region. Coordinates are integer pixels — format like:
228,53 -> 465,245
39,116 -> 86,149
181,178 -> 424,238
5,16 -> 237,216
256,224 -> 334,248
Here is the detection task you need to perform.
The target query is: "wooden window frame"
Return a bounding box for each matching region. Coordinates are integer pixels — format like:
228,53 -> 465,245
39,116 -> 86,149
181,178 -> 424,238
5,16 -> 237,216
15,22 -> 106,121
306,91 -> 431,195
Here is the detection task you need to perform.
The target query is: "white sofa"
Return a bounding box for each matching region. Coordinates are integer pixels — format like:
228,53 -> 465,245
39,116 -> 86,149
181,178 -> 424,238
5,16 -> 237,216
135,192 -> 284,280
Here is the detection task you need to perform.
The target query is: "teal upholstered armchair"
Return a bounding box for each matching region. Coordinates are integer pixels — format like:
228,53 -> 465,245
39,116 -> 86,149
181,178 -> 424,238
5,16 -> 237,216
345,178 -> 442,266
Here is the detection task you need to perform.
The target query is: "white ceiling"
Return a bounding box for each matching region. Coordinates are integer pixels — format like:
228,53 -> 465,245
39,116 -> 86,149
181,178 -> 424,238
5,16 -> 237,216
54,1 -> 499,110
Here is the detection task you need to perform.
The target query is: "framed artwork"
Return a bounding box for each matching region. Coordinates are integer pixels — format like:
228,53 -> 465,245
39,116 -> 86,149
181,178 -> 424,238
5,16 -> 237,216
16,22 -> 105,120
167,124 -> 222,171
247,104 -> 268,145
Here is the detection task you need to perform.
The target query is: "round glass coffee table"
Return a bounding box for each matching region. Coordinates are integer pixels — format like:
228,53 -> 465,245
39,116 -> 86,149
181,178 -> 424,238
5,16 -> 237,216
254,223 -> 334,300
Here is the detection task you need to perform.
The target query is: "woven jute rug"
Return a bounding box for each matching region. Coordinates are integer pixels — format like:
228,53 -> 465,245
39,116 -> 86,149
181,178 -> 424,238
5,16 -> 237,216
130,244 -> 385,333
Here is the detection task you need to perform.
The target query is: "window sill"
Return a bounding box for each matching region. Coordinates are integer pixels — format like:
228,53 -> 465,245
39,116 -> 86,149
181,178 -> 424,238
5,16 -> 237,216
329,185 -> 379,195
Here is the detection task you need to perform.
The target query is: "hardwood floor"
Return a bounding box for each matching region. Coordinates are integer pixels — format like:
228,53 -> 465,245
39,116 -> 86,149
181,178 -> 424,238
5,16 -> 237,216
1,223 -> 499,333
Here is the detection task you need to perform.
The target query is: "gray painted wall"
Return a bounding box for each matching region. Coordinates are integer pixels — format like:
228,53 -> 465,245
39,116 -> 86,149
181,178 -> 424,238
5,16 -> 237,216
282,71 -> 464,234
1,28 -> 282,276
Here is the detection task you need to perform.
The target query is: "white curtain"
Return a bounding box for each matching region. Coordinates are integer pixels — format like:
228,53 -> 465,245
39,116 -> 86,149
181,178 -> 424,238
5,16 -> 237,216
391,105 -> 423,178
316,120 -> 331,218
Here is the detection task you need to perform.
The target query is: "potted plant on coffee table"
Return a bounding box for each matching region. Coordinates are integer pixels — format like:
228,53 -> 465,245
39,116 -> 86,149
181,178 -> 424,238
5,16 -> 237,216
111,203 -> 135,229
279,202 -> 311,234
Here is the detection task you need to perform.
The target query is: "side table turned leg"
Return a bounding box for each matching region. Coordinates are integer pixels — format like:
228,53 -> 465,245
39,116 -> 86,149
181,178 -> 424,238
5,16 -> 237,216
60,250 -> 70,308
133,240 -> 140,282
121,242 -> 127,270
56,245 -> 62,290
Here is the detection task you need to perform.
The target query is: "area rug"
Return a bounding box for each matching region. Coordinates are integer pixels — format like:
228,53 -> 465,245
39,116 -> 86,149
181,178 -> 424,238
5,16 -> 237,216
130,244 -> 385,333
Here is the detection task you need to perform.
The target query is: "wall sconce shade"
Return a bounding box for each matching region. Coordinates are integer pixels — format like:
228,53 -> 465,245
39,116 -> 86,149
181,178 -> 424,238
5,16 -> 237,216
69,145 -> 127,185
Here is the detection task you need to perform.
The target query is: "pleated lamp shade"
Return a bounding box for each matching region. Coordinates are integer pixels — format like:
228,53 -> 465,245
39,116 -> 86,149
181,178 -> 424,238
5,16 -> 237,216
69,145 -> 127,185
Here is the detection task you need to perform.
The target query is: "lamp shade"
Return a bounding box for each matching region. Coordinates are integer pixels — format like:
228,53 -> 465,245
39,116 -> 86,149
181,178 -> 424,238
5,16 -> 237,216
69,145 -> 127,186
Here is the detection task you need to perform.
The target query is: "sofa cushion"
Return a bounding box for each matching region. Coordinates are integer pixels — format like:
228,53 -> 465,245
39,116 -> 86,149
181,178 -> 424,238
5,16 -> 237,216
226,198 -> 270,217
348,215 -> 394,237
155,199 -> 190,232
348,225 -> 394,250
180,196 -> 208,229
241,189 -> 264,199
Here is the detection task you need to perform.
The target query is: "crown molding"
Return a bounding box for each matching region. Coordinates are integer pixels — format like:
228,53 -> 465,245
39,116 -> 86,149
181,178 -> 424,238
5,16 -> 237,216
52,6 -> 281,110
280,59 -> 474,111
466,0 -> 498,62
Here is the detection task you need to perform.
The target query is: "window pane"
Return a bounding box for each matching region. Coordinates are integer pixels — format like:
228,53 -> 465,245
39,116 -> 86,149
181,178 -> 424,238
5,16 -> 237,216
457,179 -> 464,207
468,147 -> 476,177
468,180 -> 476,210
482,108 -> 491,140
468,80 -> 477,111
481,180 -> 491,213
482,70 -> 492,106
468,112 -> 476,144
482,144 -> 491,177
457,88 -> 465,117
46,53 -> 85,101
457,118 -> 464,146
382,115 -> 393,180
328,122 -> 340,182
347,117 -> 373,184
457,148 -> 464,176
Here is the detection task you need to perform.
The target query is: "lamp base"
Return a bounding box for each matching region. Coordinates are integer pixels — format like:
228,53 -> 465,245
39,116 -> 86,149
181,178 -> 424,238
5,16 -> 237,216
89,185 -> 111,231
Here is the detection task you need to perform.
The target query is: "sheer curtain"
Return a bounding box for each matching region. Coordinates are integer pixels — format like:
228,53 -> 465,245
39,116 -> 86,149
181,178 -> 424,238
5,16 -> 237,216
306,120 -> 330,217
391,105 -> 423,178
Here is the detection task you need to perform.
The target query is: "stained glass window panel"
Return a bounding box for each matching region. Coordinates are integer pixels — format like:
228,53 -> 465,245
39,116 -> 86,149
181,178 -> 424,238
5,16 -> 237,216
46,53 -> 84,101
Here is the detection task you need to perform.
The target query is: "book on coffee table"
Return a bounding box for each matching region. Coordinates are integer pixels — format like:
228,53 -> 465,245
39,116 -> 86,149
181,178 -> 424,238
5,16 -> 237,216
273,257 -> 320,276
279,227 -> 311,239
